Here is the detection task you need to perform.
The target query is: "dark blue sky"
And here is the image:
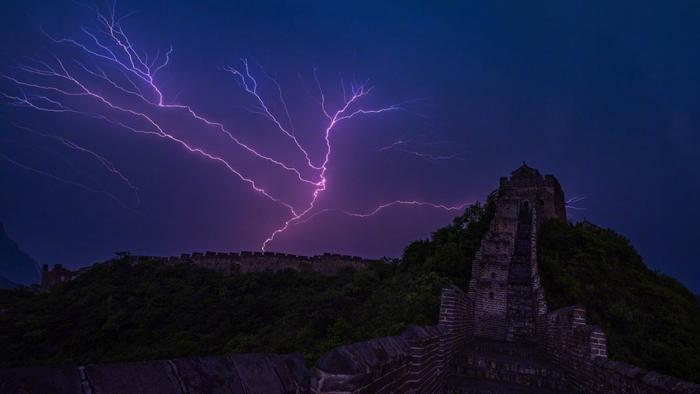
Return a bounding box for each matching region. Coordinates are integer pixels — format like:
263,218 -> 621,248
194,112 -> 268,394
1,1 -> 698,292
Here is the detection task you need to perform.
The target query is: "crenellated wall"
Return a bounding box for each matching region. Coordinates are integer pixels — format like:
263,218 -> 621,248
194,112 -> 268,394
41,251 -> 377,289
543,305 -> 700,393
543,305 -> 608,380
311,285 -> 473,393
439,285 -> 474,366
153,251 -> 375,275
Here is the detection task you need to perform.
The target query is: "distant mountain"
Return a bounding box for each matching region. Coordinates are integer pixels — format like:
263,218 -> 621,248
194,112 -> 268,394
0,274 -> 20,289
0,222 -> 39,285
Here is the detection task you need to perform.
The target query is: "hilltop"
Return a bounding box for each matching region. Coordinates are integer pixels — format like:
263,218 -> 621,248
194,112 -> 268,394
1,193 -> 698,382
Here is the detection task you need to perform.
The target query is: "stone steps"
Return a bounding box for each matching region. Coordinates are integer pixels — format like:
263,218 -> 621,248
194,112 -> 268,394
448,339 -> 569,392
508,265 -> 532,284
517,228 -> 531,238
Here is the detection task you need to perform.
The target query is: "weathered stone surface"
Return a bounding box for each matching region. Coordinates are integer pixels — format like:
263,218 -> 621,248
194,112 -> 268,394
264,353 -> 311,393
0,354 -> 311,394
227,354 -> 287,393
171,356 -> 246,393
469,164 -> 557,342
450,338 -> 568,391
315,336 -> 409,376
402,324 -> 444,340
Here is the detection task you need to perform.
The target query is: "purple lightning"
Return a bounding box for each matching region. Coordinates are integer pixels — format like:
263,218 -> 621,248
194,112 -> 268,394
293,200 -> 472,227
2,3 -> 472,252
8,122 -> 140,204
42,7 -> 315,186
378,137 -> 467,161
244,66 -> 404,250
4,17 -> 301,215
0,153 -> 136,212
565,195 -> 587,211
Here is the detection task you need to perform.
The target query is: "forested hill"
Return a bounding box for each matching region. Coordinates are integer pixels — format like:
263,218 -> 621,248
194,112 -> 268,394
1,196 -> 698,382
538,220 -> 700,381
0,200 -> 495,370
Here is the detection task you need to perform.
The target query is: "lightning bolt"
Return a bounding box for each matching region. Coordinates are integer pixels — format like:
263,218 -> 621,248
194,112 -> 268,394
257,69 -> 403,250
3,23 -> 300,216
377,136 -> 467,161
2,2 -> 472,252
0,153 -> 136,213
293,200 -> 472,227
8,121 -> 140,205
565,195 -> 587,211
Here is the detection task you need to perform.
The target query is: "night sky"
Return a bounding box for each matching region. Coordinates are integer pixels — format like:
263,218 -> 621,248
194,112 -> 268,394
1,1 -> 698,292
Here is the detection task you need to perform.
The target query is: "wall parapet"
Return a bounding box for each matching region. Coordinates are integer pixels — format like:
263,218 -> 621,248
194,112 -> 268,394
41,251 -> 379,289
312,332 -> 411,393
439,285 -> 473,366
0,353 -> 311,394
589,358 -> 700,393
543,305 -> 700,393
312,285 -> 471,393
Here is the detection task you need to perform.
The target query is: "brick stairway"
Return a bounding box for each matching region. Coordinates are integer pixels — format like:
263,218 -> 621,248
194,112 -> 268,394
445,338 -> 569,393
506,204 -> 536,342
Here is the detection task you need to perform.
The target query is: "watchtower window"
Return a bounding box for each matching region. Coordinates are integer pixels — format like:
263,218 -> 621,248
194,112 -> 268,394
489,292 -> 494,299
522,200 -> 529,209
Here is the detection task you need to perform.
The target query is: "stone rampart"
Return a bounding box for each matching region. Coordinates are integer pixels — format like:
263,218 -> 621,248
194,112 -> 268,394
439,285 -> 474,366
41,252 -> 377,289
0,353 -> 310,394
543,305 -> 700,393
312,285 -> 472,393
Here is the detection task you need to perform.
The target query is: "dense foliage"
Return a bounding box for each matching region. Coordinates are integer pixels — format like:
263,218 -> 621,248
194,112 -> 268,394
1,195 -> 699,383
539,220 -> 700,382
0,198 -> 495,367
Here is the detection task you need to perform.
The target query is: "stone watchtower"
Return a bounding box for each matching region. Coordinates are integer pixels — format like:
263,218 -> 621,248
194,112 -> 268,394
468,163 -> 566,342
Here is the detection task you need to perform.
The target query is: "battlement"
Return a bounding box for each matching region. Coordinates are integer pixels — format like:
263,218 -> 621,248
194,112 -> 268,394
499,162 -> 567,221
41,264 -> 83,288
40,251 -> 378,289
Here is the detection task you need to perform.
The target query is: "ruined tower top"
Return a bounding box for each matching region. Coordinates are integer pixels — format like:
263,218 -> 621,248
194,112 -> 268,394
498,163 -> 566,222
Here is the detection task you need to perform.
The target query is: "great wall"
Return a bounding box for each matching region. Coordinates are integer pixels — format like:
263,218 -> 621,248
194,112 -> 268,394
40,252 -> 377,289
2,164 -> 699,393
